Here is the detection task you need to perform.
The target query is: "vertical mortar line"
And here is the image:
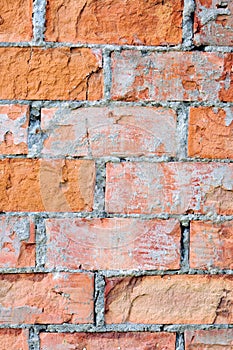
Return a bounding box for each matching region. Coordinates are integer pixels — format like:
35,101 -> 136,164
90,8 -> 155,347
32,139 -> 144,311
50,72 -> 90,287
94,272 -> 106,327
176,103 -> 189,161
32,0 -> 47,45
35,215 -> 47,270
180,220 -> 190,273
93,160 -> 107,213
103,49 -> 112,102
28,326 -> 40,350
182,0 -> 195,49
28,103 -> 44,158
176,332 -> 185,350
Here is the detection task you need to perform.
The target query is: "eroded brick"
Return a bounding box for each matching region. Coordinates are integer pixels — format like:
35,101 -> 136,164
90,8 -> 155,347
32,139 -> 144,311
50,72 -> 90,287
106,162 -> 233,215
41,107 -> 177,157
105,275 -> 233,324
0,329 -> 29,350
0,273 -> 94,324
45,218 -> 180,270
45,0 -> 183,45
185,329 -> 233,349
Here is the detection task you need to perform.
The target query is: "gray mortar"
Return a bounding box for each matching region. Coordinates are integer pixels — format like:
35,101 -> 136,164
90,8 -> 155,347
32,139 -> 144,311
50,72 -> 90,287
180,226 -> 190,273
28,104 -> 46,157
176,333 -> 185,350
35,216 -> 47,269
174,103 -> 189,160
29,327 -> 41,350
103,49 -> 112,101
94,273 -> 105,327
93,160 -> 106,212
182,0 -> 195,48
32,0 -> 47,45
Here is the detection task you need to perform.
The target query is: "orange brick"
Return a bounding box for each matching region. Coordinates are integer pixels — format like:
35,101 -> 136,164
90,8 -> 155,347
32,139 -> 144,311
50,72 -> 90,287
0,48 -> 103,100
111,51 -> 232,102
185,329 -> 233,349
106,162 -> 233,215
0,329 -> 29,350
188,106 -> 233,159
45,0 -> 183,45
105,275 -> 233,324
45,218 -> 180,270
40,332 -> 176,350
190,221 -> 233,270
0,105 -> 29,155
0,159 -> 95,212
0,273 -> 94,324
41,106 -> 177,157
0,216 -> 35,268
0,0 -> 32,42
194,0 -> 233,46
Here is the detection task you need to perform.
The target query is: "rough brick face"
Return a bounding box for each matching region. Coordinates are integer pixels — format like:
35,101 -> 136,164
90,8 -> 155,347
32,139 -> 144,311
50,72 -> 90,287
0,159 -> 95,212
190,221 -> 233,270
40,332 -> 176,350
185,329 -> 233,349
0,48 -> 103,100
106,162 -> 233,215
194,0 -> 233,46
41,107 -> 177,157
0,329 -> 29,350
0,104 -> 29,155
105,275 -> 233,324
188,106 -> 233,159
111,51 -> 233,102
44,218 -> 180,270
0,216 -> 35,268
0,273 -> 94,324
45,0 -> 183,45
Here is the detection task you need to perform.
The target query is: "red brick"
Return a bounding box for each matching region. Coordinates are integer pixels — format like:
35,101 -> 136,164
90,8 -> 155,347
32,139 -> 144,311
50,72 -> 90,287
45,0 -> 183,46
190,221 -> 233,270
105,275 -> 233,324
0,105 -> 29,155
185,329 -> 233,349
0,0 -> 32,42
194,0 -> 233,46
45,218 -> 180,270
0,159 -> 95,212
188,106 -> 233,159
41,107 -> 177,157
111,51 -> 232,102
0,273 -> 93,324
0,48 -> 103,100
105,162 -> 233,215
0,329 -> 29,350
40,332 -> 176,350
0,216 -> 35,268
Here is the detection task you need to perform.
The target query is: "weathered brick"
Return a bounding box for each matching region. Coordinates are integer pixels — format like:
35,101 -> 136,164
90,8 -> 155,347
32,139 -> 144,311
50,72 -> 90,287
185,329 -> 233,349
45,218 -> 180,270
188,106 -> 233,159
105,275 -> 233,324
190,221 -> 233,270
0,329 -> 29,350
0,216 -> 35,268
194,0 -> 233,46
0,273 -> 93,324
41,107 -> 177,157
0,159 -> 95,212
45,0 -> 183,46
0,0 -> 32,42
0,48 -> 103,100
0,105 -> 29,155
40,332 -> 176,350
111,51 -> 233,102
106,162 -> 233,215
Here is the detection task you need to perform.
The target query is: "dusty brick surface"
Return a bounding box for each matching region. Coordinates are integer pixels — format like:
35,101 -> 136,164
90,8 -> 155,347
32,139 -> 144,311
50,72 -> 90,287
0,159 -> 95,212
44,218 -> 180,270
0,329 -> 29,350
111,51 -> 233,102
105,275 -> 233,324
0,273 -> 94,324
0,216 -> 35,268
0,105 -> 29,155
190,221 -> 233,270
45,0 -> 183,45
0,48 -> 103,100
106,162 -> 233,215
41,107 -> 177,157
0,0 -> 32,42
194,0 -> 233,46
40,332 -> 176,350
188,106 -> 233,159
185,329 -> 233,349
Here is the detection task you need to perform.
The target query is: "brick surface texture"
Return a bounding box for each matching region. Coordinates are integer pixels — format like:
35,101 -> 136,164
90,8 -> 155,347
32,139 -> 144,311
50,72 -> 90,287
0,0 -> 232,348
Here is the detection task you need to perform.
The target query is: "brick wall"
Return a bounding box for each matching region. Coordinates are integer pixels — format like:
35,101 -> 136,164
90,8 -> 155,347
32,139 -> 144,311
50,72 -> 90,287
0,0 -> 232,349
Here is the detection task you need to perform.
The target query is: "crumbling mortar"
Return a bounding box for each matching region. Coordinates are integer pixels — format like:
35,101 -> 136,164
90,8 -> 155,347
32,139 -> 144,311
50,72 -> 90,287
32,0 -> 47,45
176,332 -> 185,350
180,224 -> 190,273
35,216 -> 47,269
103,49 -> 112,101
28,326 -> 40,350
182,0 -> 195,48
94,273 -> 105,327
